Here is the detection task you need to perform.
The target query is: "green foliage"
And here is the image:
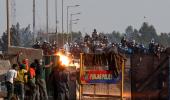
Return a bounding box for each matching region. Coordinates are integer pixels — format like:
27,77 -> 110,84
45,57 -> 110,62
139,22 -> 158,44
106,22 -> 170,47
10,24 -> 20,46
0,32 -> 8,51
0,23 -> 34,51
125,25 -> 134,40
158,33 -> 170,47
105,31 -> 122,43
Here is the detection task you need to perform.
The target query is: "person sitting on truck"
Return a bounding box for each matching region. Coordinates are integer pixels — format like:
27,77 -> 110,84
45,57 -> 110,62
92,29 -> 98,40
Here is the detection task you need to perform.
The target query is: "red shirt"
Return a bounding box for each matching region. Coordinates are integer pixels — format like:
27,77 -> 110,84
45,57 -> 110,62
29,68 -> 35,79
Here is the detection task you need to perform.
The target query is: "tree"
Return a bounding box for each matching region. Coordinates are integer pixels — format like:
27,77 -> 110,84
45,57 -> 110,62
0,23 -> 34,51
125,25 -> 134,40
72,31 -> 82,42
139,22 -> 158,45
106,31 -> 122,43
20,24 -> 34,47
10,24 -> 20,46
158,33 -> 170,47
0,32 -> 8,51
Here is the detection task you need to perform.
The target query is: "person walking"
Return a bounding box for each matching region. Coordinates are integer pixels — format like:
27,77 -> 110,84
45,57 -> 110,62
5,64 -> 18,100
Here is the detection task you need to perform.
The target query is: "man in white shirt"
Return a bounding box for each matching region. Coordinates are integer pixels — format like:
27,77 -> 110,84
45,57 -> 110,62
5,64 -> 18,100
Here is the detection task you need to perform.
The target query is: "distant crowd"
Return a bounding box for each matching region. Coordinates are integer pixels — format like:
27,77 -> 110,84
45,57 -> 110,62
32,29 -> 166,59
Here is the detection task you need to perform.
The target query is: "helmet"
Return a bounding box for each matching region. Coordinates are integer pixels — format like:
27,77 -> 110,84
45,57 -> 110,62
93,29 -> 97,33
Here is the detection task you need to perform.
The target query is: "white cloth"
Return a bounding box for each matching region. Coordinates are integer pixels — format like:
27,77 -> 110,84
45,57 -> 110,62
6,69 -> 17,84
63,43 -> 70,52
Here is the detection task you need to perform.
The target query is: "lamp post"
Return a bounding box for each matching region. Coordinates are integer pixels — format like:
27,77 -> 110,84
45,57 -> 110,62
46,0 -> 49,41
55,0 -> 58,43
71,22 -> 78,41
70,14 -> 80,41
61,0 -> 64,45
70,13 -> 80,42
67,5 -> 80,34
70,12 -> 81,32
33,0 -> 35,43
66,5 -> 80,42
6,0 -> 10,48
70,18 -> 79,33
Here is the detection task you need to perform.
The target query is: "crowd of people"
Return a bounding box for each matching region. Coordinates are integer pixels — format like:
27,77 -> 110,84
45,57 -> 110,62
32,29 -> 166,59
119,37 -> 166,55
5,29 -> 167,100
5,52 -> 69,100
69,29 -> 166,58
32,40 -> 58,55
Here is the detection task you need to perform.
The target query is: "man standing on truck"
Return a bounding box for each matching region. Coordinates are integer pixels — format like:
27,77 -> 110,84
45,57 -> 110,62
5,64 -> 18,100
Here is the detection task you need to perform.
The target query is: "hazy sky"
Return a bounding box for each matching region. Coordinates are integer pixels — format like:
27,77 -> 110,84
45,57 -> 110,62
1,0 -> 170,36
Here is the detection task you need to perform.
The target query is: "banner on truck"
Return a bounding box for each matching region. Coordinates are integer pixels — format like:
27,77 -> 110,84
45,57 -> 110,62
80,70 -> 121,84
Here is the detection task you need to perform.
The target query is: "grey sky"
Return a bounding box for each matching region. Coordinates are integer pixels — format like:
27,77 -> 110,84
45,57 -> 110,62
1,0 -> 170,36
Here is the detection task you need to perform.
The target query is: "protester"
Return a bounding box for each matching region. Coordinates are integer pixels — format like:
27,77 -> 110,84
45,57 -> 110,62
17,52 -> 29,71
27,63 -> 37,100
5,64 -> 18,100
50,61 -> 69,100
15,64 -> 27,100
32,40 -> 41,49
34,59 -> 53,100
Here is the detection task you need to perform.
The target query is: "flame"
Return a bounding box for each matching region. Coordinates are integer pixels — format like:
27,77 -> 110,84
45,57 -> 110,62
56,52 -> 70,66
56,51 -> 80,68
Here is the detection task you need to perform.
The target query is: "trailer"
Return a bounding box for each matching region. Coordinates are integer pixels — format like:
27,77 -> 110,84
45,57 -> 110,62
130,47 -> 170,100
78,52 -> 128,100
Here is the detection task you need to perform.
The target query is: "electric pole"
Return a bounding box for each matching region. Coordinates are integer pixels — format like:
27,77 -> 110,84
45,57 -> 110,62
6,0 -> 10,48
33,0 -> 35,42
46,0 -> 49,41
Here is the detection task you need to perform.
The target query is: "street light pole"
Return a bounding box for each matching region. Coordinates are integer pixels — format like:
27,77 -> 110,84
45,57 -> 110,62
6,0 -> 10,48
62,0 -> 64,45
67,5 -> 80,35
67,6 -> 69,42
71,21 -> 78,41
66,5 -> 80,42
70,14 -> 72,41
67,6 -> 69,34
33,0 -> 35,43
55,0 -> 58,43
70,13 -> 80,41
46,0 -> 49,41
70,18 -> 79,34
